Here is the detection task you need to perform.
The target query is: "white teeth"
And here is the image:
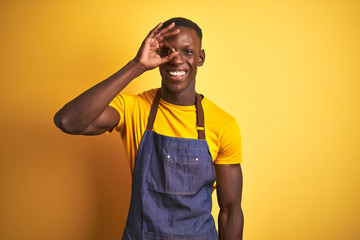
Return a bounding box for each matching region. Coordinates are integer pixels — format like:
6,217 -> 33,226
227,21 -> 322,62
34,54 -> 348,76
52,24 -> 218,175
168,71 -> 186,76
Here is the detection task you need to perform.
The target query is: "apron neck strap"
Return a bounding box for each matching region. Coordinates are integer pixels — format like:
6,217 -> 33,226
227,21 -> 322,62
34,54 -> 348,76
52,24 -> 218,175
146,89 -> 206,140
196,93 -> 205,140
146,89 -> 161,132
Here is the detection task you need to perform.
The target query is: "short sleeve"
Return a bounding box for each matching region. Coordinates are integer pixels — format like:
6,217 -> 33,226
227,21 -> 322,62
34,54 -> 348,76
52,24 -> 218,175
215,118 -> 242,164
107,94 -> 136,133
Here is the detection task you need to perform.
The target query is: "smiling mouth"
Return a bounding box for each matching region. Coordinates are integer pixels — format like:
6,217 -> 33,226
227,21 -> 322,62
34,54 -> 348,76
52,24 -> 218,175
167,70 -> 187,79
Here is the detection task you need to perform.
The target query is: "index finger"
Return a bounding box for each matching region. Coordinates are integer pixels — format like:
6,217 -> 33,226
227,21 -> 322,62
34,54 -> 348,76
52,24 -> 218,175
154,22 -> 176,39
146,22 -> 164,38
157,28 -> 180,43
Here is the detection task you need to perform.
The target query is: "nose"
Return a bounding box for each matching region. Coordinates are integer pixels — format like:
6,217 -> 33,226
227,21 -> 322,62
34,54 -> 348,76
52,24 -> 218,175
170,52 -> 184,65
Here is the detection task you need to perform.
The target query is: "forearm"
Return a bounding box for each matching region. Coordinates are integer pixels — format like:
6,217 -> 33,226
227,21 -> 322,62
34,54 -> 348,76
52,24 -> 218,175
54,22 -> 179,134
218,206 -> 244,240
54,59 -> 145,133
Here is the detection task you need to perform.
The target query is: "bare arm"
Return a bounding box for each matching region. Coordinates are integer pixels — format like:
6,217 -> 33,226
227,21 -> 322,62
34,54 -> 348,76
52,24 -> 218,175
54,22 -> 179,135
216,164 -> 244,240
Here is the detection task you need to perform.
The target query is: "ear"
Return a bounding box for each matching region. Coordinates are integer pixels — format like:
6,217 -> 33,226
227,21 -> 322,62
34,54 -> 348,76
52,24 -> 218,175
198,49 -> 205,66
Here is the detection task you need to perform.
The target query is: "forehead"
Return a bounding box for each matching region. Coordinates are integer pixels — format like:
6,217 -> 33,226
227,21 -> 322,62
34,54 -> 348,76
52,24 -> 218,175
167,26 -> 201,49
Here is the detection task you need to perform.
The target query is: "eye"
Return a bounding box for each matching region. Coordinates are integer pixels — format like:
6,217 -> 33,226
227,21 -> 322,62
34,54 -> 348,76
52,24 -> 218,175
184,49 -> 193,55
159,48 -> 171,57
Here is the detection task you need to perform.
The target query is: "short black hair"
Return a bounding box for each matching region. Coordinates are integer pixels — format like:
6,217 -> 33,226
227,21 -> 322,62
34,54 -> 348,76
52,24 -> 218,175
161,17 -> 202,40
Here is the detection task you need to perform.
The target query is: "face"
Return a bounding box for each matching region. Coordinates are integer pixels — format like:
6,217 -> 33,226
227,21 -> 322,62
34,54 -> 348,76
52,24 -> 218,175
159,26 -> 205,95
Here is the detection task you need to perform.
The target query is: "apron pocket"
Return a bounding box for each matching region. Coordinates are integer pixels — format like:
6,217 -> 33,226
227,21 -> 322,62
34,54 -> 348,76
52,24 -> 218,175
146,147 -> 199,195
165,156 -> 199,195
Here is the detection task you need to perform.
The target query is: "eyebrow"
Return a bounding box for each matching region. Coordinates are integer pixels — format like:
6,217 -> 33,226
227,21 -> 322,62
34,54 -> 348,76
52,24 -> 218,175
180,44 -> 196,49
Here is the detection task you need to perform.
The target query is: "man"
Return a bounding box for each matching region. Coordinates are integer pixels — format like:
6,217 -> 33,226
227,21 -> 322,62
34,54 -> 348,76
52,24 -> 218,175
54,17 -> 243,240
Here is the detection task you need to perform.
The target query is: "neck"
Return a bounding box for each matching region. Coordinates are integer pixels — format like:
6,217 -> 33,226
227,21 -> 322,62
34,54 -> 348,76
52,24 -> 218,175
160,87 -> 196,106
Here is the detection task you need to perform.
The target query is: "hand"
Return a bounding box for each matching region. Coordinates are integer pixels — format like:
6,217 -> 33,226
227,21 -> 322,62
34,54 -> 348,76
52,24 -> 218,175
134,22 -> 180,70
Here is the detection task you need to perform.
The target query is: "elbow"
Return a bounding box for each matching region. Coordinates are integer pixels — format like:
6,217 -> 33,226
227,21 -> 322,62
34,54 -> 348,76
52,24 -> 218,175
53,112 -> 85,135
219,201 -> 242,216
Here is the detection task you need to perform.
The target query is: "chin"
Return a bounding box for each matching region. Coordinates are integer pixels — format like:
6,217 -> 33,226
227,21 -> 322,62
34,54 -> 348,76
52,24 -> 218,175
162,83 -> 184,94
163,82 -> 196,96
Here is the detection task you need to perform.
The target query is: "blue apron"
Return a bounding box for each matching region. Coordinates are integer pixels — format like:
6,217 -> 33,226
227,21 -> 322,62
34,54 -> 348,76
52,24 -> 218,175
122,89 -> 217,240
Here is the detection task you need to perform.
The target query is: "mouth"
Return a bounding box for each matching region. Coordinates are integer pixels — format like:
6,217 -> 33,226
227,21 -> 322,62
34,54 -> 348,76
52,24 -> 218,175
166,70 -> 188,80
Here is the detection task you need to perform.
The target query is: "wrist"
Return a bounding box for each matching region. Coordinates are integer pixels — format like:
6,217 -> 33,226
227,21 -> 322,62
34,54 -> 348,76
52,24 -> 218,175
130,57 -> 147,74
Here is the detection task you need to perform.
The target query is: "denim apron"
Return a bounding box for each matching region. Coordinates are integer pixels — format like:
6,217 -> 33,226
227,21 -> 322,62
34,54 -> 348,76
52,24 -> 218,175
122,89 -> 217,240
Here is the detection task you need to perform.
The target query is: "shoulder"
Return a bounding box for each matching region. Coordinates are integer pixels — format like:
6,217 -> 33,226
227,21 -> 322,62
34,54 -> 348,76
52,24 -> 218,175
136,88 -> 157,103
202,96 -> 237,127
117,88 -> 157,106
121,88 -> 157,100
201,95 -> 240,144
109,88 -> 158,116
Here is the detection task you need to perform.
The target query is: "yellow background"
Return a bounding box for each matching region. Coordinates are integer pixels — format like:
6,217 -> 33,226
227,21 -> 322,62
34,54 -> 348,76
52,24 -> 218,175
1,0 -> 359,239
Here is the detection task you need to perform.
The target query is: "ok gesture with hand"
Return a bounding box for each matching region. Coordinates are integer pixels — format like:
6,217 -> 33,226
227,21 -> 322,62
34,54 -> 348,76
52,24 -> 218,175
134,22 -> 180,71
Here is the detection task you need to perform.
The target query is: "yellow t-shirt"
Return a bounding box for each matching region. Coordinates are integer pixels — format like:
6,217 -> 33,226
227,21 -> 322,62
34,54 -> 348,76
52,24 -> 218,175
109,88 -> 242,172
